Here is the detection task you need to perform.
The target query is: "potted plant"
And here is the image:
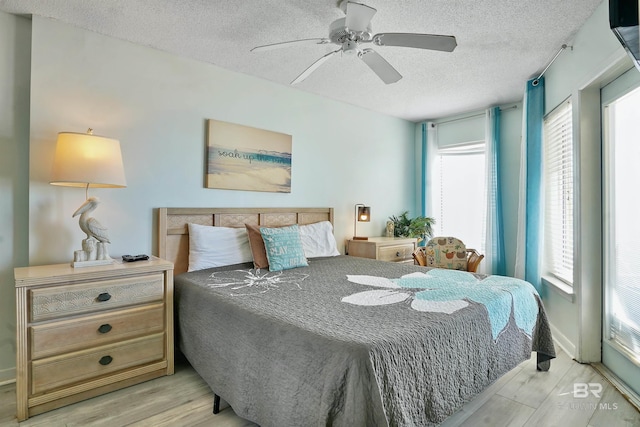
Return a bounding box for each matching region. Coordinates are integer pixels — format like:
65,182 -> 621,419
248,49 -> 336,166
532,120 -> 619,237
388,211 -> 436,245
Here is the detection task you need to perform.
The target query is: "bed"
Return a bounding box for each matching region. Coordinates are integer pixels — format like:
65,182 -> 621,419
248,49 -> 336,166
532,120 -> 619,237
158,207 -> 555,427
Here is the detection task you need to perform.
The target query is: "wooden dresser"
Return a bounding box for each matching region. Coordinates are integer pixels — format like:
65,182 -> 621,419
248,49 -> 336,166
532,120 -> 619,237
14,257 -> 174,421
346,237 -> 417,263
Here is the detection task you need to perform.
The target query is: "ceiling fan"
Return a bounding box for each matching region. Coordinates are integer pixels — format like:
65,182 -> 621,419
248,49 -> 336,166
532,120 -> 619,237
251,0 -> 457,85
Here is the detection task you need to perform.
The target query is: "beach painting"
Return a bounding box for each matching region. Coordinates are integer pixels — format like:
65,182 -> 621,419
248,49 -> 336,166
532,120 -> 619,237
206,119 -> 292,193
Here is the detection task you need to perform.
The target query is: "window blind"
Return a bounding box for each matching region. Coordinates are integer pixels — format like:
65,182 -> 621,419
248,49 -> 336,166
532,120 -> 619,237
432,143 -> 486,253
436,115 -> 485,149
543,100 -> 574,285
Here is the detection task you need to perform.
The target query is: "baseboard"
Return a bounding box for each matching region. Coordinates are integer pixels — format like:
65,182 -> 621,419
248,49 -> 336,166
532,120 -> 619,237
0,366 -> 16,386
592,362 -> 640,412
550,323 -> 576,359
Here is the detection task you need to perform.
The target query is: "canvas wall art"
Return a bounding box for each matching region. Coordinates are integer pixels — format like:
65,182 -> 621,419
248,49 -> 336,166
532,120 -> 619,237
206,119 -> 292,193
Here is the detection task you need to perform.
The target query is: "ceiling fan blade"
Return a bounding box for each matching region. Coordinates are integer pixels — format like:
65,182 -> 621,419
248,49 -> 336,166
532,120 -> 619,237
359,49 -> 402,84
372,33 -> 457,52
251,38 -> 331,52
345,1 -> 377,32
291,49 -> 341,84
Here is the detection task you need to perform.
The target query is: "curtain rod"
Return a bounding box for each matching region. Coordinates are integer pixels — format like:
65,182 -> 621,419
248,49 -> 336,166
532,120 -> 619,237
532,44 -> 572,86
432,104 -> 518,126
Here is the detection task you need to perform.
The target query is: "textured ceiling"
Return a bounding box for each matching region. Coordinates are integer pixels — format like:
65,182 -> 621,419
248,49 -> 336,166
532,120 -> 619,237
0,0 -> 603,122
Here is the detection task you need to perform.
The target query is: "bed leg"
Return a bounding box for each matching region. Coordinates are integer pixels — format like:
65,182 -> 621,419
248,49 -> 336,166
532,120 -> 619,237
213,394 -> 221,414
536,352 -> 552,371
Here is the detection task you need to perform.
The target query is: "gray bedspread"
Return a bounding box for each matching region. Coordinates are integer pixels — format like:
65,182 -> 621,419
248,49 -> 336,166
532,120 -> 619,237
175,255 -> 555,427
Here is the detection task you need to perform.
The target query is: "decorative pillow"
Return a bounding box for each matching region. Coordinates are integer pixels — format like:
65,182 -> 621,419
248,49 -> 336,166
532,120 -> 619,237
299,221 -> 340,258
260,224 -> 308,271
187,223 -> 253,272
245,223 -> 269,269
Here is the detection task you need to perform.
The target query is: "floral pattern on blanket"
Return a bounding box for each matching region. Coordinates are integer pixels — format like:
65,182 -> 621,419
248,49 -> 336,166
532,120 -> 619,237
205,269 -> 309,296
342,269 -> 539,339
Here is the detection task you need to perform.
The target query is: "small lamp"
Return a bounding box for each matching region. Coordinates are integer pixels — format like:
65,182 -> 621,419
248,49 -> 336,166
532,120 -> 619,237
50,129 -> 127,267
353,204 -> 371,240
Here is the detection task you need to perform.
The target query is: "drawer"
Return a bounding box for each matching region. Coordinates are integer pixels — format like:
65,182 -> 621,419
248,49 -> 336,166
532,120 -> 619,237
378,244 -> 415,262
31,333 -> 165,395
30,304 -> 164,359
30,274 -> 164,322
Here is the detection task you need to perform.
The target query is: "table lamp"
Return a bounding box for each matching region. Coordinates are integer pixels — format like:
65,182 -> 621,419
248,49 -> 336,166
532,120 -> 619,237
50,129 -> 127,267
353,204 -> 371,240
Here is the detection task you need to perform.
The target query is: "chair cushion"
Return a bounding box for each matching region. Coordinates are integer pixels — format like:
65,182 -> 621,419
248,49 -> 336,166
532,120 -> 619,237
425,237 -> 468,271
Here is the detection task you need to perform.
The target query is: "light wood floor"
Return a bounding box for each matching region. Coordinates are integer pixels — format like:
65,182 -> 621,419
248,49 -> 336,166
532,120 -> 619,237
2,349 -> 639,427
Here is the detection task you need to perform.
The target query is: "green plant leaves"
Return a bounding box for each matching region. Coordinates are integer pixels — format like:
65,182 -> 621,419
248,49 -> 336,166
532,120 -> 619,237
388,211 -> 435,241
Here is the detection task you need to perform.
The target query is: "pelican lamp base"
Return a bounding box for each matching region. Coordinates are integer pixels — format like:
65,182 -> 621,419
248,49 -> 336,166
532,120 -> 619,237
71,259 -> 114,268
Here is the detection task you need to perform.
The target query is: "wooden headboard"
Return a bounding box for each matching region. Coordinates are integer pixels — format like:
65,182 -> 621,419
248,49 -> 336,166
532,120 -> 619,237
158,207 -> 334,275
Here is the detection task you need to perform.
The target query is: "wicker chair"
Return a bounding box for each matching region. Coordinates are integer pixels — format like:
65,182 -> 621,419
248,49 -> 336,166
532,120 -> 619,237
412,237 -> 484,273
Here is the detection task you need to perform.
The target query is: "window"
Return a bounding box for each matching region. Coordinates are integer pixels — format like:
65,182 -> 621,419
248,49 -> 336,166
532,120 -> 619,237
431,141 -> 486,251
543,100 -> 574,286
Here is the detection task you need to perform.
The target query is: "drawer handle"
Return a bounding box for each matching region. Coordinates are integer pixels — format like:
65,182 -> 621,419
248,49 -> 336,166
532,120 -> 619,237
99,355 -> 113,366
96,292 -> 112,302
98,324 -> 112,334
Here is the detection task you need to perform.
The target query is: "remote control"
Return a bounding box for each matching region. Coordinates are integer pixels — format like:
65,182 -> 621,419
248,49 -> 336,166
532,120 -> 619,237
122,254 -> 150,262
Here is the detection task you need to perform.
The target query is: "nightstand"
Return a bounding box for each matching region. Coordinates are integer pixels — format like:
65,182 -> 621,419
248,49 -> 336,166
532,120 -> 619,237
14,257 -> 174,421
346,237 -> 418,263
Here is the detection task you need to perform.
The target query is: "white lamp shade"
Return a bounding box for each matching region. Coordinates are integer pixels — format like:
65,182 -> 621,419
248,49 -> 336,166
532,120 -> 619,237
50,132 -> 127,188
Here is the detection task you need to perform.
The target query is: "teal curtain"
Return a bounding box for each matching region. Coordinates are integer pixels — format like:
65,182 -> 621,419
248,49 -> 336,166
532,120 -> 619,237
485,107 -> 506,275
421,123 -> 427,217
523,77 -> 545,292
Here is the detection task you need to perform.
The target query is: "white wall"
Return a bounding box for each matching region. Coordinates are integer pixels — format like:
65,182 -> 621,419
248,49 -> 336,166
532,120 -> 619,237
27,16 -> 417,267
0,11 -> 30,383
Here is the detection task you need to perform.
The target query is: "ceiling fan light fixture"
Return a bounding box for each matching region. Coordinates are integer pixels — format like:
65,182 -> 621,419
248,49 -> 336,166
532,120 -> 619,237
342,40 -> 359,55
330,18 -> 372,44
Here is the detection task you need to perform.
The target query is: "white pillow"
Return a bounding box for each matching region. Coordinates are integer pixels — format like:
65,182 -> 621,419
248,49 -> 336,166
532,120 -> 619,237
299,221 -> 340,258
187,223 -> 253,272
